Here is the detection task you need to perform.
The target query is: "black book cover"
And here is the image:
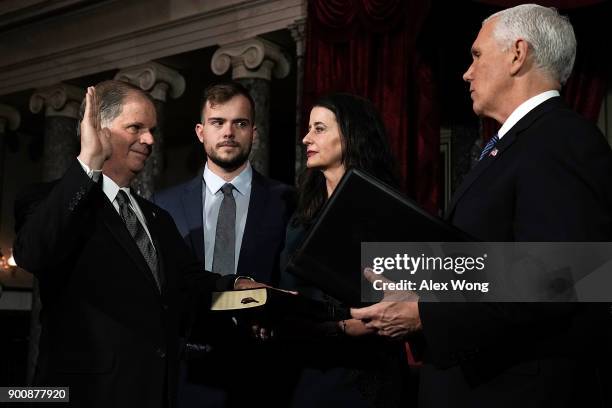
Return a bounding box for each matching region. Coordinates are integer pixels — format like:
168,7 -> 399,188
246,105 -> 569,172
286,168 -> 471,306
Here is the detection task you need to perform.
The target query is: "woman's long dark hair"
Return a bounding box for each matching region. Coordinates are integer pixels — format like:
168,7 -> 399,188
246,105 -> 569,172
294,93 -> 399,226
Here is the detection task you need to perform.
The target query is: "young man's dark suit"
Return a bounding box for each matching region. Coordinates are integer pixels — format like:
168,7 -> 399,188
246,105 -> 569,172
153,168 -> 295,407
13,161 -> 234,408
153,169 -> 295,283
418,97 -> 612,407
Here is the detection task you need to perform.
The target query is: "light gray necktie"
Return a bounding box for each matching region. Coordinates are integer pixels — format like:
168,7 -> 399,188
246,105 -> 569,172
115,190 -> 161,289
212,183 -> 236,275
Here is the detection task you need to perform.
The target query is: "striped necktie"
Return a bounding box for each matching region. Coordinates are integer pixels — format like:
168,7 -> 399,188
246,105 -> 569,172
115,190 -> 161,289
479,133 -> 500,161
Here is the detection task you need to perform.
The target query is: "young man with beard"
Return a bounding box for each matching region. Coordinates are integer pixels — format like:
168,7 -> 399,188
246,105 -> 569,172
153,81 -> 295,407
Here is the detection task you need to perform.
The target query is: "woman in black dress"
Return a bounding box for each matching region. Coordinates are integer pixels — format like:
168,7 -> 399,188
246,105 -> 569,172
278,93 -> 412,408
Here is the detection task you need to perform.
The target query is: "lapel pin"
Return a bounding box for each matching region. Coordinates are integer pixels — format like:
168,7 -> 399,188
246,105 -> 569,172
490,148 -> 499,157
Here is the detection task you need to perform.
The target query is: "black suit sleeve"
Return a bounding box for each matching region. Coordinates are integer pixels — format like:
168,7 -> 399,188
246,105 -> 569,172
514,117 -> 612,241
419,114 -> 612,368
150,205 -> 236,340
13,160 -> 99,275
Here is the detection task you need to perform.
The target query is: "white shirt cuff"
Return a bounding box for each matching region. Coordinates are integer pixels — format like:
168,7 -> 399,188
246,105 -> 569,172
77,157 -> 102,182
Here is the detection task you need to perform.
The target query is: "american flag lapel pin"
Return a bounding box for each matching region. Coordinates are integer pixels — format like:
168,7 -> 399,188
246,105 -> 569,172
490,148 -> 499,157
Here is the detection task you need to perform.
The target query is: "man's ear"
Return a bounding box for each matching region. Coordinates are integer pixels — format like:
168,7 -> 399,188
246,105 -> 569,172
252,125 -> 258,142
510,38 -> 529,76
195,123 -> 205,144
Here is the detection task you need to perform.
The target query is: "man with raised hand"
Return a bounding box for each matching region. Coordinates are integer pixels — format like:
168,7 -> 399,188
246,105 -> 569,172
14,80 -> 259,408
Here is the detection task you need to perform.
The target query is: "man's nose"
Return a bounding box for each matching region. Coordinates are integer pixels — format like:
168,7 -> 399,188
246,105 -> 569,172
140,130 -> 154,145
222,122 -> 235,138
463,64 -> 473,82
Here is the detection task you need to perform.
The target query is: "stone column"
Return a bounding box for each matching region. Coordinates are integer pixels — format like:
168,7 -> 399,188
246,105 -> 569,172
211,37 -> 291,176
27,83 -> 83,383
0,104 -> 20,133
0,105 -> 19,353
29,84 -> 84,181
289,18 -> 306,183
115,62 -> 185,198
0,104 -> 20,231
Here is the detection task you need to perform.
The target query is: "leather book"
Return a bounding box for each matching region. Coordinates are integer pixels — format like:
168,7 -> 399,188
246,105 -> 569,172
210,288 -> 350,321
285,168 -> 471,306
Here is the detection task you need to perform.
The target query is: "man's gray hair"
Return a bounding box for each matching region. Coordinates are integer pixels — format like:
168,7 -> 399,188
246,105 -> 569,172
77,80 -> 154,137
485,3 -> 576,85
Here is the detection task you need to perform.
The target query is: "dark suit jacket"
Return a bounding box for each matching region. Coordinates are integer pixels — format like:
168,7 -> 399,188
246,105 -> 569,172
152,168 -> 295,407
152,168 -> 295,284
13,161 -> 233,408
418,97 -> 612,407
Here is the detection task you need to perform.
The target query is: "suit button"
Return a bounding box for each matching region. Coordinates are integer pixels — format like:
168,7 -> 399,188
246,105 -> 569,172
161,304 -> 168,311
156,348 -> 166,359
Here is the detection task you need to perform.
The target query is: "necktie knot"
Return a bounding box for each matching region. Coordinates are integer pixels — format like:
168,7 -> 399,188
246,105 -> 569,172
116,190 -> 130,207
479,133 -> 500,161
220,183 -> 234,197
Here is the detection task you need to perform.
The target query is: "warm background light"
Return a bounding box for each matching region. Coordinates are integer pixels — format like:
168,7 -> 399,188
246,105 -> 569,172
8,253 -> 16,267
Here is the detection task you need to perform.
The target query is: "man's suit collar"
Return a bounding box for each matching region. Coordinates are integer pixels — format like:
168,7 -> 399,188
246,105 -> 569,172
203,162 -> 252,195
237,168 -> 270,280
182,165 -> 273,279
446,96 -> 564,219
135,196 -> 168,293
497,90 -> 561,139
179,173 -> 205,264
502,96 -> 564,138
100,174 -> 127,204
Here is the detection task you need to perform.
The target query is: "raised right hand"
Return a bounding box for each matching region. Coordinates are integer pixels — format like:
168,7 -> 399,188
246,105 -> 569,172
77,86 -> 112,170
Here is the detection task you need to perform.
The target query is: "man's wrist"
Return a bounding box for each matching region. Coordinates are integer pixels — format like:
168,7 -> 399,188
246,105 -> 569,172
77,153 -> 103,172
77,156 -> 102,181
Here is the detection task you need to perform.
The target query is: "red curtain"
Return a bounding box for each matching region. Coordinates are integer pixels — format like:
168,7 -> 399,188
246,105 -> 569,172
563,65 -> 607,123
560,1 -> 609,123
303,0 -> 439,213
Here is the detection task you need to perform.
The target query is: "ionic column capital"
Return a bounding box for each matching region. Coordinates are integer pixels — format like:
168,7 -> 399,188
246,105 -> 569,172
211,37 -> 291,81
288,18 -> 307,57
29,84 -> 84,118
0,104 -> 20,133
114,62 -> 185,102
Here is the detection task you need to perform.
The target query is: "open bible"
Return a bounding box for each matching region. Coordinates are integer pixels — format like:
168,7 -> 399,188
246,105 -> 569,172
210,287 -> 350,321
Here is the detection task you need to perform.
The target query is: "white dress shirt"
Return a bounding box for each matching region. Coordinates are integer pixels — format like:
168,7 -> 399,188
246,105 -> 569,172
202,162 -> 252,273
498,90 -> 560,139
77,158 -> 156,249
